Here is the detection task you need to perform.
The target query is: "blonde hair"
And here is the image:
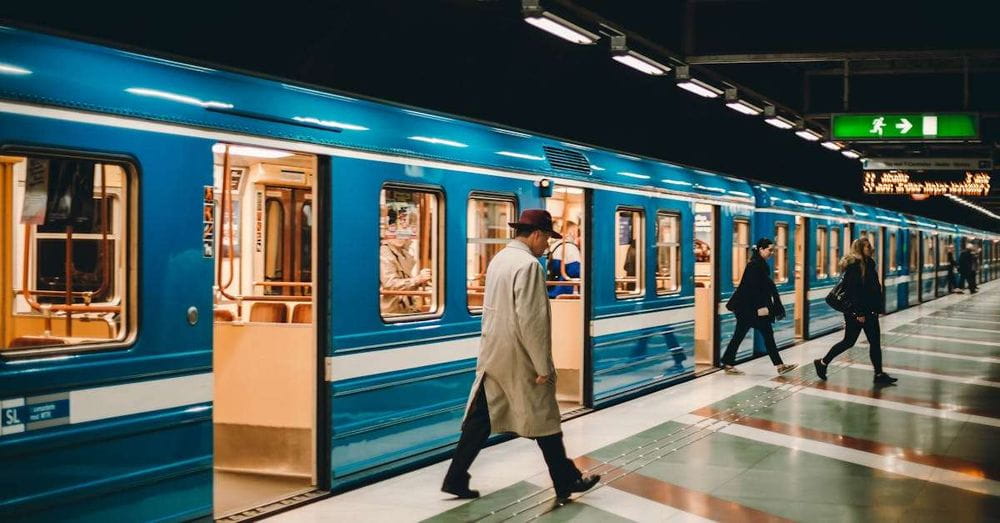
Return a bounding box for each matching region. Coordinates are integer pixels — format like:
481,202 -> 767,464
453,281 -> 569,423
839,238 -> 870,277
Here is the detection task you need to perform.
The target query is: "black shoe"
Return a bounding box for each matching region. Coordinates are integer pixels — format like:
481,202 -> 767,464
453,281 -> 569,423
813,359 -> 828,380
873,373 -> 898,385
555,474 -> 600,500
441,483 -> 480,499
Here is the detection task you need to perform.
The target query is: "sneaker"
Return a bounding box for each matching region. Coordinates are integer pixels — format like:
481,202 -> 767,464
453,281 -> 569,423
813,359 -> 828,380
723,365 -> 745,375
873,373 -> 898,384
776,363 -> 798,375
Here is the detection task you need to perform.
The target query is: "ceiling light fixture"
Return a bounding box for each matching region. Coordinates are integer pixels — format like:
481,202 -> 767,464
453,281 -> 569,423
724,89 -> 762,115
522,0 -> 598,45
820,141 -> 844,151
609,35 -> 670,76
675,65 -> 722,98
841,149 -> 861,159
762,105 -> 794,129
794,123 -> 822,141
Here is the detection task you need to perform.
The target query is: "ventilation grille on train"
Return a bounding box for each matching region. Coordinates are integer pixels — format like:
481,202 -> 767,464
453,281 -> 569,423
543,146 -> 592,175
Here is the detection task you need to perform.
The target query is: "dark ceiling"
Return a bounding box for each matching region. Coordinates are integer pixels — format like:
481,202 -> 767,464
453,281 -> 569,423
2,0 -> 999,231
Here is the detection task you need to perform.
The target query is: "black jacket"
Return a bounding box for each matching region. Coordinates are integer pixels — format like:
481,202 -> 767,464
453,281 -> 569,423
958,250 -> 977,274
727,256 -> 785,322
842,257 -> 884,315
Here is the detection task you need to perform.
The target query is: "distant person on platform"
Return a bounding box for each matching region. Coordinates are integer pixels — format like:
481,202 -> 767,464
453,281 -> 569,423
547,221 -> 581,298
946,245 -> 959,293
958,243 -> 979,294
441,209 -> 599,502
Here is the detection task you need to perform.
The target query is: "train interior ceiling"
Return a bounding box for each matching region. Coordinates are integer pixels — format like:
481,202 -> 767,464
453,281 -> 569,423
210,144 -> 318,518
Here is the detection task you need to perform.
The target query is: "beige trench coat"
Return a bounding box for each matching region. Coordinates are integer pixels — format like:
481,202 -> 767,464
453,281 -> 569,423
464,239 -> 562,438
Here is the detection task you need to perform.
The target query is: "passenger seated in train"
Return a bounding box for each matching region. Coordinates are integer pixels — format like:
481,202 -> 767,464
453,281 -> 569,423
547,221 -> 581,298
380,208 -> 432,314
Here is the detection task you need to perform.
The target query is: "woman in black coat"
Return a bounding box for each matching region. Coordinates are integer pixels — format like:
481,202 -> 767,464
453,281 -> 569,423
721,238 -> 798,376
814,238 -> 898,384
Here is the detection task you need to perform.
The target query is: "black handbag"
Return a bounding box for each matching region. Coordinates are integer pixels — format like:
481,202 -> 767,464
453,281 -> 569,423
825,276 -> 852,313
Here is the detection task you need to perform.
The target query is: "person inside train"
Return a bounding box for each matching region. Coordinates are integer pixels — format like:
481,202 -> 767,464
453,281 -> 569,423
814,238 -> 898,384
958,243 -> 979,294
720,238 -> 798,376
547,221 -> 581,298
380,208 -> 432,314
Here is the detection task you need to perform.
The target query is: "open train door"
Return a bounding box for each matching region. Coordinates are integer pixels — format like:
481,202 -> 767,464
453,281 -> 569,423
794,215 -> 808,339
693,203 -> 717,373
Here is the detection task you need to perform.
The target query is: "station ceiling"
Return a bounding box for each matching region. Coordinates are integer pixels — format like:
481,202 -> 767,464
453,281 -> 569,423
2,0 -> 999,230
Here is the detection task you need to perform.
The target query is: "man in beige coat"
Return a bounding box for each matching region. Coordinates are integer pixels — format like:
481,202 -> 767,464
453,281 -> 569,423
441,209 -> 599,501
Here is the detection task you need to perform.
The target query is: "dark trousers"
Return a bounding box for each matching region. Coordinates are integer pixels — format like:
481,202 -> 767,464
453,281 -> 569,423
959,271 -> 978,292
821,313 -> 883,374
947,270 -> 956,292
443,384 -> 582,491
721,316 -> 783,366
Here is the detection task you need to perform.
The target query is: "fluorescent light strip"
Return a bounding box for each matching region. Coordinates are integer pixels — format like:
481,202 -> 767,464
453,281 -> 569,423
841,149 -> 861,159
612,51 -> 670,76
524,12 -> 598,45
497,151 -> 544,160
0,63 -> 32,75
212,144 -> 292,158
125,87 -> 233,109
619,171 -> 651,180
821,141 -> 844,151
292,116 -> 368,131
677,79 -> 722,98
947,195 -> 1000,220
408,136 -> 468,148
764,116 -> 794,129
725,100 -> 762,115
795,129 -> 822,141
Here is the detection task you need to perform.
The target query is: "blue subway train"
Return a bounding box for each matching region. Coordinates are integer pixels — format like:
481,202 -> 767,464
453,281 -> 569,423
0,27 -> 997,521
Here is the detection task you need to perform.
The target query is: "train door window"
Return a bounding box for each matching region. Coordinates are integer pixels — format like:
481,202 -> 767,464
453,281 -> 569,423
888,232 -> 897,270
923,234 -> 936,268
655,212 -> 680,294
829,227 -> 841,276
615,208 -> 644,298
732,218 -> 750,283
816,226 -> 828,278
3,155 -> 134,353
938,236 -> 949,265
909,231 -> 918,271
467,195 -> 515,312
379,186 -> 441,320
774,223 -> 789,283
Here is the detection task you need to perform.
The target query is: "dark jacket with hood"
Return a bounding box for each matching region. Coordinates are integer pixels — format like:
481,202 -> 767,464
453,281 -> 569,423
727,255 -> 785,322
841,255 -> 884,315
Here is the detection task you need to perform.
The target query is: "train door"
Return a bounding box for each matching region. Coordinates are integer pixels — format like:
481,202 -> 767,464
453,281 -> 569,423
794,215 -> 807,339
693,203 -> 717,372
210,144 -> 323,519
546,186 -> 587,414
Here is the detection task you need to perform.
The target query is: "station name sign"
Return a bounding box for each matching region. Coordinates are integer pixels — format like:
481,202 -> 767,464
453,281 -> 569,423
832,113 -> 979,141
862,170 -> 991,196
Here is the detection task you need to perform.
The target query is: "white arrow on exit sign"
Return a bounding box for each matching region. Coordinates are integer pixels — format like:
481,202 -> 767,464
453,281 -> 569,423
895,118 -> 913,134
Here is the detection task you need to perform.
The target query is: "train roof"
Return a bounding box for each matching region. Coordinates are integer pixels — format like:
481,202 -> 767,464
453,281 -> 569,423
750,183 -> 849,217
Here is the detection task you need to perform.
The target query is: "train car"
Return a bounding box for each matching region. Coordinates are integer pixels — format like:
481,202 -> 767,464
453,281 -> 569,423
2,26 -> 999,521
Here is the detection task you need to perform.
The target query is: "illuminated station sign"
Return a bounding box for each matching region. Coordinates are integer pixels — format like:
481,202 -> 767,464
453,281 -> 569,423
862,170 -> 991,196
832,113 -> 979,141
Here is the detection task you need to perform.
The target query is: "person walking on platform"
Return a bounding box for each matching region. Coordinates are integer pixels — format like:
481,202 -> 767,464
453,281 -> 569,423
814,238 -> 898,384
441,209 -> 600,502
720,238 -> 798,376
946,245 -> 959,293
958,243 -> 979,294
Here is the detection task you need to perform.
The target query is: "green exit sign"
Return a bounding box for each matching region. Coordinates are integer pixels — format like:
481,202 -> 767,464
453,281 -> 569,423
831,113 -> 979,141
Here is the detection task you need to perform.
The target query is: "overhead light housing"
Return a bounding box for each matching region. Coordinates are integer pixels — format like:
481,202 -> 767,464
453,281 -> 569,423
522,0 -> 598,45
820,140 -> 844,151
724,89 -> 762,115
762,105 -> 794,129
675,65 -> 722,98
841,149 -> 861,159
794,122 -> 822,141
609,35 -> 670,76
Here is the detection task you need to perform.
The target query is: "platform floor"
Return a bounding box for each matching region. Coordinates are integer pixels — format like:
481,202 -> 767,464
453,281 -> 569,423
269,283 -> 1000,522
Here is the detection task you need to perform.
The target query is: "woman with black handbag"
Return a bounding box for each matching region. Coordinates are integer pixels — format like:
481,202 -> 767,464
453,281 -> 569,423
814,238 -> 898,384
721,238 -> 798,376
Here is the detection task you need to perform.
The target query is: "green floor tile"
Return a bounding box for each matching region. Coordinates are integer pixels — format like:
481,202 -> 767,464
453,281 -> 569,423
892,323 -> 1000,343
531,501 -> 636,523
423,481 -> 543,523
874,333 -> 1000,357
914,317 -> 1000,331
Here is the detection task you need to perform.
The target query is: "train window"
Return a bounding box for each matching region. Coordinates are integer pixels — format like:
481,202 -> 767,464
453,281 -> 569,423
467,195 -> 516,312
816,227 -> 828,278
3,155 -> 134,353
379,186 -> 441,320
615,208 -> 644,299
732,219 -> 750,284
655,212 -> 680,294
264,199 -> 285,281
909,231 -> 919,271
829,227 -> 841,276
938,236 -> 949,265
774,223 -> 789,283
923,234 -> 936,268
888,232 -> 897,270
